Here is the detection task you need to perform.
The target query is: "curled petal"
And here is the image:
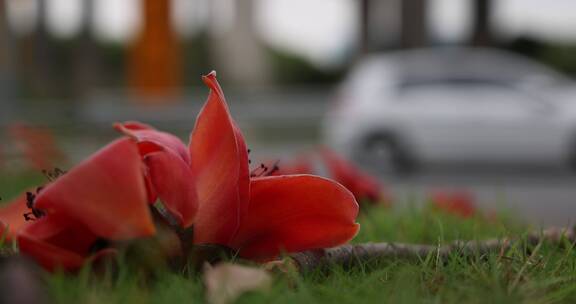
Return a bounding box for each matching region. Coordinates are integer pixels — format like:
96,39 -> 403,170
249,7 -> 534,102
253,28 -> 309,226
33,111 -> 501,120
0,192 -> 31,241
34,138 -> 155,240
230,175 -> 360,260
114,121 -> 190,163
190,71 -> 250,244
145,151 -> 198,228
115,121 -> 189,205
18,216 -> 97,272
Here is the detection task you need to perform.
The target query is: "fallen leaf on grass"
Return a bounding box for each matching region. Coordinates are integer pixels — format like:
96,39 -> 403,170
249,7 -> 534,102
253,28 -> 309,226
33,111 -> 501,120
203,262 -> 272,304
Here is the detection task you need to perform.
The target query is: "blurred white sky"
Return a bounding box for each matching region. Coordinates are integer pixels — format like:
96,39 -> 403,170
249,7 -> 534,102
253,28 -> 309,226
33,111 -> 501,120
6,0 -> 576,66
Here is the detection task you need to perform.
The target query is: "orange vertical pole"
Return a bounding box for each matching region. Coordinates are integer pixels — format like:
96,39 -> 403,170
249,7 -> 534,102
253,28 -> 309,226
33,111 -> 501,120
128,0 -> 181,103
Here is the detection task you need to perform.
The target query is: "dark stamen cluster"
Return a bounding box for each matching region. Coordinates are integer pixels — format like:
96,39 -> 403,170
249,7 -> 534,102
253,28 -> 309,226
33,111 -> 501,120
24,187 -> 46,221
22,168 -> 66,221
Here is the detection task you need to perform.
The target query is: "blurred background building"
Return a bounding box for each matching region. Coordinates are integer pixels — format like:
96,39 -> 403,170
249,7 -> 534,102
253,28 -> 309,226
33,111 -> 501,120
2,0 -> 576,105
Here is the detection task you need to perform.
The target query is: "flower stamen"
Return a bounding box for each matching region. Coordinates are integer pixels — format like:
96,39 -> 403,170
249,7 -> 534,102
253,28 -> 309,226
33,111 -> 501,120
22,168 -> 65,221
250,160 -> 280,177
23,190 -> 46,221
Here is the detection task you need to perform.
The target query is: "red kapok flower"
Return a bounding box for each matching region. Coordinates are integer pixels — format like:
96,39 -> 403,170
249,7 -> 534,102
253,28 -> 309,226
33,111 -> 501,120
429,190 -> 476,218
117,71 -> 360,260
1,138 -> 155,270
2,71 -> 359,271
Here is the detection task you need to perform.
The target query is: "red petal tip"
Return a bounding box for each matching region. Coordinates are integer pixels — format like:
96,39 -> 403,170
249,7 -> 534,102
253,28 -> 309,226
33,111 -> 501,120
203,70 -> 217,81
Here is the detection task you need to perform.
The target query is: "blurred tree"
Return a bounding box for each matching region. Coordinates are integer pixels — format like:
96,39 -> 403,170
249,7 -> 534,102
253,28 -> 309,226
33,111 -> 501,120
20,0 -> 56,98
128,0 -> 182,103
73,0 -> 100,98
370,0 -> 400,51
0,0 -> 15,122
504,36 -> 576,78
181,32 -> 212,86
504,36 -> 545,59
470,0 -> 493,46
401,0 -> 427,48
267,48 -> 344,84
359,0 -> 370,53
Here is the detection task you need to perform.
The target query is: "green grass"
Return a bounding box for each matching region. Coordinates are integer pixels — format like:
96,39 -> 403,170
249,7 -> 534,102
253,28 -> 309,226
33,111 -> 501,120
3,174 -> 576,303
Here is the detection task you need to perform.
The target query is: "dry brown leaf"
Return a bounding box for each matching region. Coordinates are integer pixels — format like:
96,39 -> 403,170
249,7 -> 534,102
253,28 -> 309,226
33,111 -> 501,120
203,262 -> 272,304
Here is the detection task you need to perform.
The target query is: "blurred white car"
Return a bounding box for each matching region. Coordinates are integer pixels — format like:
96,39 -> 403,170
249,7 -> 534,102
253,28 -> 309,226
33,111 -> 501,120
323,48 -> 576,173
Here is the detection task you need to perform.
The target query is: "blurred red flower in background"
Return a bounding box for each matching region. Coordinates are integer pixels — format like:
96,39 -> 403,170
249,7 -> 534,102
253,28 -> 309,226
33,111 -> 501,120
271,148 -> 391,206
8,123 -> 65,171
429,190 -> 477,218
320,148 -> 390,206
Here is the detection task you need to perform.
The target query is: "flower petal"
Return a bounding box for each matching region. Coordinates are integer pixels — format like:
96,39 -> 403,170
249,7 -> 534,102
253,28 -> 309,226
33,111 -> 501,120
189,71 -> 250,244
144,151 -> 198,228
114,121 -> 190,163
34,138 -> 155,240
18,216 -> 97,271
230,175 -> 360,260
0,192 -> 31,241
115,121 -> 190,205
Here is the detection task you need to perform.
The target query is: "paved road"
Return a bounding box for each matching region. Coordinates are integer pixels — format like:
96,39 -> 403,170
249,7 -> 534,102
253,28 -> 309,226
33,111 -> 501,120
378,167 -> 576,227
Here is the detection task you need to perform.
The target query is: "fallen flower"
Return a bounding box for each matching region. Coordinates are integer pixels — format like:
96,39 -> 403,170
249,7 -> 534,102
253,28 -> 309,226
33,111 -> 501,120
1,71 -> 360,270
117,71 -> 360,261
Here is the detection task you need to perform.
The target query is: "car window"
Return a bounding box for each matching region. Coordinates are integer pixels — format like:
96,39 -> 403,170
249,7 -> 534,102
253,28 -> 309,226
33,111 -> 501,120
396,80 -> 545,109
398,77 -> 510,91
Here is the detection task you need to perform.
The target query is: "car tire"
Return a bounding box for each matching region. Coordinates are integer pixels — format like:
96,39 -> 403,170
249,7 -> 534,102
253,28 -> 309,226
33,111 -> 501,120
359,133 -> 417,175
